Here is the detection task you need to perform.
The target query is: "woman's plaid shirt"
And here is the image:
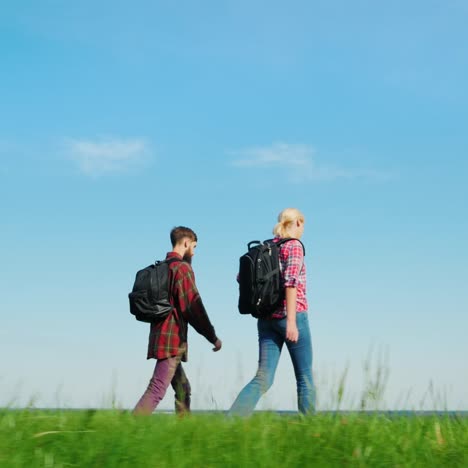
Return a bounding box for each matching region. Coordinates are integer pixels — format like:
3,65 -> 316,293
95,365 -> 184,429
271,237 -> 308,319
147,252 -> 218,362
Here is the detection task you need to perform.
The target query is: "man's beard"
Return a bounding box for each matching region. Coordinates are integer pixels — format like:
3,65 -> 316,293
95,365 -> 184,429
183,252 -> 193,264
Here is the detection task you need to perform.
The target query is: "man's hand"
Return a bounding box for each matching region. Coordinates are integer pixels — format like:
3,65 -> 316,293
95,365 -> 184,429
212,338 -> 222,352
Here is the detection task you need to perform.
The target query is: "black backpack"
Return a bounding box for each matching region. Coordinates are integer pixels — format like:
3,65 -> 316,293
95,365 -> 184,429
128,258 -> 180,323
238,238 -> 305,318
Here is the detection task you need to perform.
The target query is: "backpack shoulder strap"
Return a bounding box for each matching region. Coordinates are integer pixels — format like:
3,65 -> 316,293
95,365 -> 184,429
155,257 -> 186,267
163,257 -> 192,289
265,238 -> 306,256
165,257 -> 185,265
154,257 -> 187,337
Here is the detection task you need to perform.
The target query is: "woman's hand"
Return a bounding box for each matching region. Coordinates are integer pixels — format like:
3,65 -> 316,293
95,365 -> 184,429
286,321 -> 299,343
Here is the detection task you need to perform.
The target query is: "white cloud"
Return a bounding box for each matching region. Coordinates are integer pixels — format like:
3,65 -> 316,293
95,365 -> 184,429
67,137 -> 151,176
231,142 -> 313,169
230,142 -> 388,183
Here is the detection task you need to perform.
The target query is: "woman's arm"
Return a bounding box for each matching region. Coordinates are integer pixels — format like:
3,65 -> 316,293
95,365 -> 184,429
285,286 -> 299,342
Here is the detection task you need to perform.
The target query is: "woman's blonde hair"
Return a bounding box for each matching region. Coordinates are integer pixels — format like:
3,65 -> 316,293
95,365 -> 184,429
273,208 -> 305,238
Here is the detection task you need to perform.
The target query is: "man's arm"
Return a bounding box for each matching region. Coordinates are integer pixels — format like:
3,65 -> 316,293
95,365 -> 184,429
173,263 -> 221,349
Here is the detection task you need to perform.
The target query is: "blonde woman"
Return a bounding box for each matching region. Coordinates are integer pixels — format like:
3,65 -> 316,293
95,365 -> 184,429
229,208 -> 315,415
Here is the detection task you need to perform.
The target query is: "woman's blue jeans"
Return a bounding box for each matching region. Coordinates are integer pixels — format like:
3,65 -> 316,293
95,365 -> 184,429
229,312 -> 315,416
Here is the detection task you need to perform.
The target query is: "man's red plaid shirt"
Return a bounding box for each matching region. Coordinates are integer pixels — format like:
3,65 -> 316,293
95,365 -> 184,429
147,252 -> 218,362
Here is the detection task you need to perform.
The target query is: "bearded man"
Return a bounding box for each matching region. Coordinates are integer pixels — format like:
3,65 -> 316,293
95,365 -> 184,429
133,226 -> 222,415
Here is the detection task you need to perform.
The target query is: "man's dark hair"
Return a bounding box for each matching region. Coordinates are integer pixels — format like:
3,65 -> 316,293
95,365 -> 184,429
170,226 -> 198,247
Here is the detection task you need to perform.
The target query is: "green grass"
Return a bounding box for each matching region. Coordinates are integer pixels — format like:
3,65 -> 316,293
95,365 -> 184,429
1,409 -> 467,467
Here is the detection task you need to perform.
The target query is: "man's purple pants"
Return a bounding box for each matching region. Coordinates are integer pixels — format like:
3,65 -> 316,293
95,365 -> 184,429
133,350 -> 191,415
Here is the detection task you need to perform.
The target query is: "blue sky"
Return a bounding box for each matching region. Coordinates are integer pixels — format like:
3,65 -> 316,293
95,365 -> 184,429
1,0 -> 467,411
